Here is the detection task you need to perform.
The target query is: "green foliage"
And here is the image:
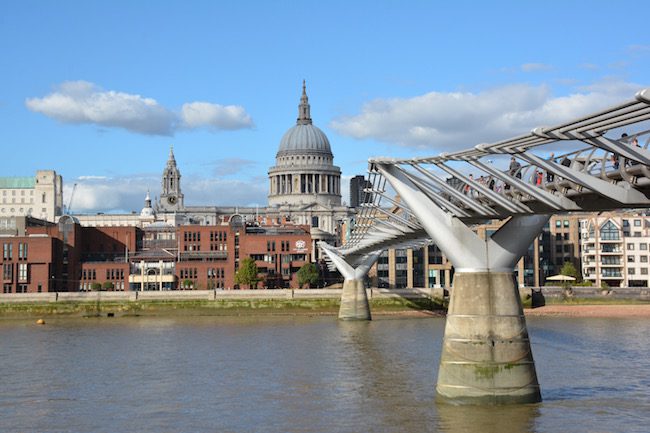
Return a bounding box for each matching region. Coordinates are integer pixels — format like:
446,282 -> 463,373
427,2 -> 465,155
91,282 -> 102,291
560,261 -> 581,282
181,279 -> 194,289
574,280 -> 593,287
102,281 -> 114,290
235,257 -> 260,289
296,263 -> 319,288
601,281 -> 610,290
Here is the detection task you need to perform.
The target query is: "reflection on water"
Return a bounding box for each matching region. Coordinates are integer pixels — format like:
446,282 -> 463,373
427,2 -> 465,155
0,316 -> 649,433
436,403 -> 540,433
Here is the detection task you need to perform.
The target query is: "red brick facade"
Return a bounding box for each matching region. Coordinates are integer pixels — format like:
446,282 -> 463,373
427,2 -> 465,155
0,216 -> 313,292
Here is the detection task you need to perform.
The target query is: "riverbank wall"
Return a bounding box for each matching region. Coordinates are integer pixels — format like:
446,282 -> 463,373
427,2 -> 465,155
0,288 -> 447,318
2,286 -> 649,318
527,286 -> 650,306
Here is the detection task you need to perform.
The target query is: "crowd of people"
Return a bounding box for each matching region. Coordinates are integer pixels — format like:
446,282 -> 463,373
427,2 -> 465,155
460,133 -> 644,198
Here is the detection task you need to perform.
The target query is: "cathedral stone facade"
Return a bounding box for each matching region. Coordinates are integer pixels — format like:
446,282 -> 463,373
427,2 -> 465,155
268,81 -> 342,207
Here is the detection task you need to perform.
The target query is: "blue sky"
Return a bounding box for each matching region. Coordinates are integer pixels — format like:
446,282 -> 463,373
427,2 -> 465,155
1,1 -> 648,213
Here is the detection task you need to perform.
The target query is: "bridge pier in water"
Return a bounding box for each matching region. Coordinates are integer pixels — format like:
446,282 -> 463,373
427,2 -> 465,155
378,163 -> 549,404
439,270 -> 540,404
320,246 -> 381,320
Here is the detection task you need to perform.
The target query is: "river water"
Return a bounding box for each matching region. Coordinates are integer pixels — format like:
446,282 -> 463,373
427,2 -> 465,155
1,315 -> 649,433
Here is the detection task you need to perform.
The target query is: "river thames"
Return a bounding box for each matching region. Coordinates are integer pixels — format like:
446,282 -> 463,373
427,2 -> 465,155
1,315 -> 649,433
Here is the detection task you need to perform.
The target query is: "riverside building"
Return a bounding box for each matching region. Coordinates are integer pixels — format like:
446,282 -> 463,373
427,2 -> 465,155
0,214 -> 312,293
0,170 -> 63,222
580,212 -> 650,287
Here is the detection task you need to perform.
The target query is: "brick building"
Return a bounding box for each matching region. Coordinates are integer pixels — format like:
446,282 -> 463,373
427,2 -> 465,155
1,215 -> 312,293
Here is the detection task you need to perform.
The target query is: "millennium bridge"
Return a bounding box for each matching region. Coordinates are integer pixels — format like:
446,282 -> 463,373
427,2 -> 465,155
320,88 -> 650,404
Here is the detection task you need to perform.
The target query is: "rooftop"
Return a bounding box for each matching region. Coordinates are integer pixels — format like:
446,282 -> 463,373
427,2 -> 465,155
0,177 -> 35,189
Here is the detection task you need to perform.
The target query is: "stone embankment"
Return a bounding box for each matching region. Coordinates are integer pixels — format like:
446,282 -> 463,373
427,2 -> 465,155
0,288 -> 447,318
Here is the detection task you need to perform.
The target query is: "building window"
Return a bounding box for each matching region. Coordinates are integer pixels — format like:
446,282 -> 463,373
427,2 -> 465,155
16,284 -> 27,293
18,263 -> 28,282
642,268 -> 649,275
634,220 -> 642,227
641,256 -> 648,263
18,243 -> 27,260
2,244 -> 14,260
628,268 -> 636,275
3,284 -> 11,293
627,244 -> 635,251
600,221 -> 620,240
555,220 -> 562,228
628,256 -> 635,263
3,263 -> 12,280
563,220 -> 570,228
641,243 -> 648,251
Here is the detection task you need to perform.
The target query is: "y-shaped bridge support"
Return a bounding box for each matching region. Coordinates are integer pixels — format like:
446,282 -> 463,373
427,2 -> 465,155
378,163 -> 548,404
320,246 -> 382,320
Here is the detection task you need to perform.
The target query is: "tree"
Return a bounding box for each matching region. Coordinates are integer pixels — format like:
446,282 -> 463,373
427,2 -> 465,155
235,257 -> 260,289
296,263 -> 320,289
102,281 -> 115,291
560,261 -> 581,282
91,282 -> 102,291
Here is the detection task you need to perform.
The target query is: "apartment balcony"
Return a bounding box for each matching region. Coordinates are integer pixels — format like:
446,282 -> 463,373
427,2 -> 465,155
601,272 -> 623,279
600,249 -> 623,254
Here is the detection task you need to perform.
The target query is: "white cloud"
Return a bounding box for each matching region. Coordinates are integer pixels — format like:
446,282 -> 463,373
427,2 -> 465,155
181,102 -> 253,130
205,158 -> 257,176
26,81 -> 253,136
64,173 -> 268,214
65,175 -> 156,213
521,63 -> 552,72
184,176 -> 267,207
628,44 -> 650,54
330,80 -> 645,151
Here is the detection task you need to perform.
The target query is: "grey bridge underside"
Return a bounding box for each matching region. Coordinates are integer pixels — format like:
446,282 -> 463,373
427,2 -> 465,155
320,89 -> 650,404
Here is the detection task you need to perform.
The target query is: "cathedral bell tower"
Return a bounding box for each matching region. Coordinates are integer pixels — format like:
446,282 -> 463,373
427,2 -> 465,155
159,145 -> 184,211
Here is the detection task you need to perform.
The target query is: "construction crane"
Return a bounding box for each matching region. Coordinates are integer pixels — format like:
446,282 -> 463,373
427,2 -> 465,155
66,183 -> 77,215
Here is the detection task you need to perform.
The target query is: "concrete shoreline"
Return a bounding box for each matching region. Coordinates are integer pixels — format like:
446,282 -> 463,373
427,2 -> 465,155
0,288 -> 447,319
1,287 -> 649,319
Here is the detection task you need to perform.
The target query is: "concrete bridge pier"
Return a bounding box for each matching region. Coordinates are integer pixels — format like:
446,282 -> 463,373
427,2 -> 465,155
378,163 -> 549,404
438,270 -> 540,404
320,245 -> 381,320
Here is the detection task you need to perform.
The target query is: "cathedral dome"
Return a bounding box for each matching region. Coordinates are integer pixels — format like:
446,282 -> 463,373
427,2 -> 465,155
278,124 -> 331,156
268,81 -> 342,208
276,80 -> 333,157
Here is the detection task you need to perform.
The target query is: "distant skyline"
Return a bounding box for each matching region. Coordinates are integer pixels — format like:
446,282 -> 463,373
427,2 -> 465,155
1,1 -> 649,213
